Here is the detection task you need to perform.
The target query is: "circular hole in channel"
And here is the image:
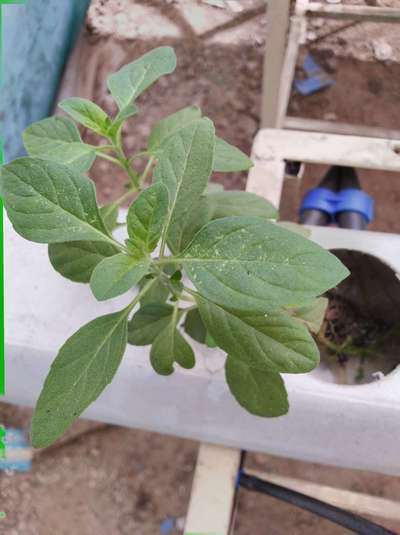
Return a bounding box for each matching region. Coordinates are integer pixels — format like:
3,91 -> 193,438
315,250 -> 400,385
392,145 -> 400,155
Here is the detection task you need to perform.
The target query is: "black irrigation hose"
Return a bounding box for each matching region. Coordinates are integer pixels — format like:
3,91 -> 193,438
238,472 -> 398,535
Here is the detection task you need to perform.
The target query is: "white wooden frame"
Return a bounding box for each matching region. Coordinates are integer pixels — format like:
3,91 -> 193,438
184,444 -> 241,535
247,128 -> 400,208
262,0 -> 400,137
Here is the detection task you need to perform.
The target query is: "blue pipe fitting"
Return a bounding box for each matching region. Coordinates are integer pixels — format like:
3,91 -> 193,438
300,187 -> 374,223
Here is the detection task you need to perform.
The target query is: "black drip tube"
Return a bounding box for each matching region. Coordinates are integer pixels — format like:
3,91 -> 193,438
238,472 -> 398,535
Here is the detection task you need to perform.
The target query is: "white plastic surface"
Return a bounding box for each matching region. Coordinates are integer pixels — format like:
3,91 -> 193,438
4,214 -> 400,475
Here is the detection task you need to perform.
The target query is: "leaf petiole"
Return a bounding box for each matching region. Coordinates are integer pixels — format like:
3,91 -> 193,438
96,151 -> 127,169
139,156 -> 155,188
96,144 -> 116,152
153,256 -> 180,267
129,150 -> 150,163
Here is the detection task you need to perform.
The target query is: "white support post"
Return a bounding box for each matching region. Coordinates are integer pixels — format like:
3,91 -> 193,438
184,444 -> 241,535
261,0 -> 291,128
275,14 -> 306,128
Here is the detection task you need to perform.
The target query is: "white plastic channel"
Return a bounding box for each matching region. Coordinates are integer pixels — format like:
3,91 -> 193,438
4,214 -> 400,474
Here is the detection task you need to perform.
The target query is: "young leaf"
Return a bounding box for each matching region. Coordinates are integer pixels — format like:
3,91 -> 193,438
48,241 -> 119,283
90,253 -> 151,301
196,295 -> 319,373
148,106 -> 201,153
154,118 -> 215,250
289,297 -> 328,334
213,137 -> 253,172
31,309 -> 129,448
206,191 -> 278,220
225,356 -> 289,417
127,182 -> 169,255
150,318 -> 195,375
128,304 -> 174,345
23,117 -> 96,173
107,46 -> 176,114
184,308 -> 207,344
59,98 -> 111,135
182,217 -> 349,312
0,158 -> 112,244
100,203 -> 119,233
108,103 -> 139,139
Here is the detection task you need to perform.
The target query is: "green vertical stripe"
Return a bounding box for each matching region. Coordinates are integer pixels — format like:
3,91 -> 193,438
0,425 -> 4,458
0,142 -> 3,396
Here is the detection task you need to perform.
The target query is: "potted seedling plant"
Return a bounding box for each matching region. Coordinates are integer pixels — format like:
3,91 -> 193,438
0,47 -> 349,448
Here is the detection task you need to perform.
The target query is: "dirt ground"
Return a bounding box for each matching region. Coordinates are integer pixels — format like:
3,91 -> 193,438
2,0 -> 400,533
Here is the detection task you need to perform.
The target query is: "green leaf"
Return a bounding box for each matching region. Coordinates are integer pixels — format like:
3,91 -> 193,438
182,217 -> 349,312
196,295 -> 319,373
206,191 -> 278,220
289,297 -> 328,334
107,46 -> 176,114
127,183 -> 169,255
225,356 -> 289,417
139,277 -> 170,306
90,253 -> 151,301
206,332 -> 217,348
31,309 -> 129,448
168,191 -> 277,254
154,117 -> 215,252
0,158 -> 112,244
184,308 -> 207,344
59,98 -> 111,135
148,106 -> 201,152
100,203 -> 119,232
150,317 -> 195,375
23,117 -> 95,173
128,304 -> 174,345
48,241 -> 119,283
167,195 -> 211,254
213,137 -> 253,172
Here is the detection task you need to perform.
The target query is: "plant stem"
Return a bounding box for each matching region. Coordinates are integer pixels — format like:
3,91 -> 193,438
114,188 -> 137,206
107,125 -> 141,189
179,294 -> 195,303
152,264 -> 194,304
139,156 -> 155,188
126,277 -> 158,313
171,302 -> 179,328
